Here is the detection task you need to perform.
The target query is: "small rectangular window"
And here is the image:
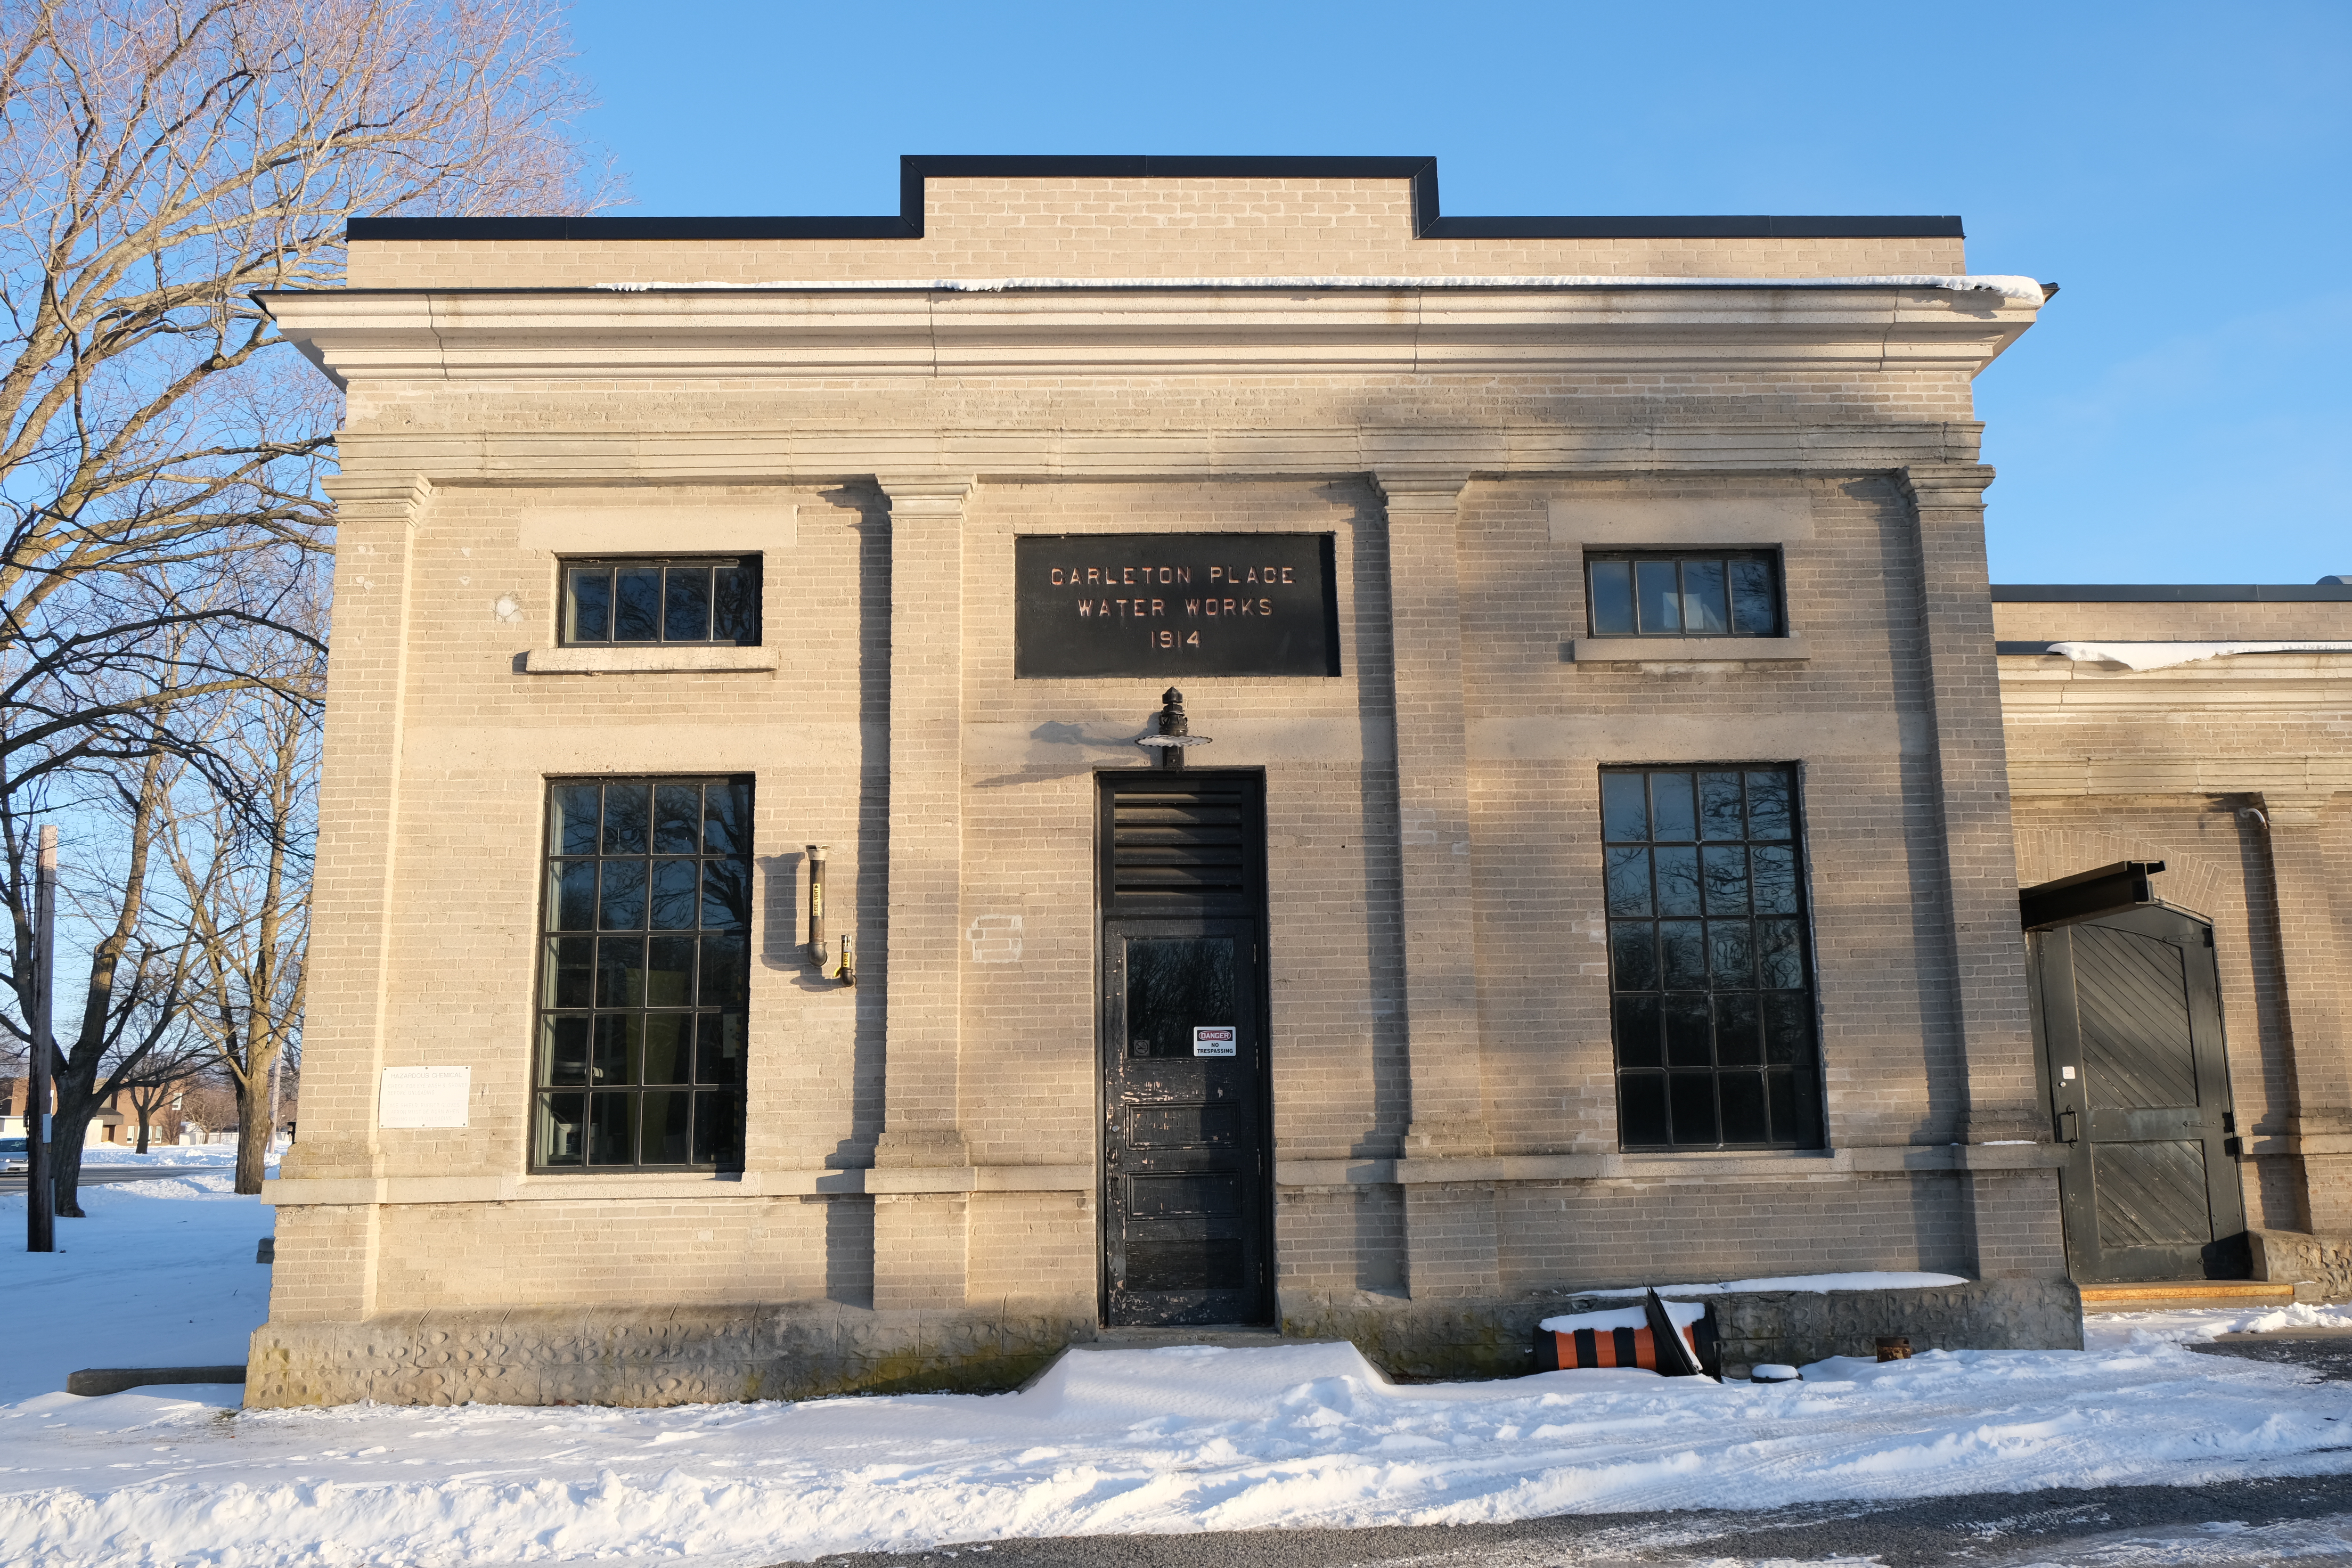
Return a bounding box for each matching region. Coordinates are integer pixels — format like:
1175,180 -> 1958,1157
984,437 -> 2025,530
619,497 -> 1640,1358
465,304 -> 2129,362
560,558 -> 760,646
1602,764 -> 1820,1150
1586,552 -> 1781,638
534,776 -> 752,1171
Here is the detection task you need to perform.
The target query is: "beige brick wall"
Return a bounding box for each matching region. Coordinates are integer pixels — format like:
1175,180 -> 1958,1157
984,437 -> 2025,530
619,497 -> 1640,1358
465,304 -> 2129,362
1461,476 -> 1971,1156
369,483 -> 877,1181
954,479 -> 1402,1175
1500,1173 -> 1972,1289
369,1198 -> 838,1309
347,177 -> 1968,289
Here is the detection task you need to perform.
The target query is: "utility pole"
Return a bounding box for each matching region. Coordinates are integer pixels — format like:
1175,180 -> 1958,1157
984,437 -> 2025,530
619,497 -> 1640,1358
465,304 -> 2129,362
27,824 -> 55,1252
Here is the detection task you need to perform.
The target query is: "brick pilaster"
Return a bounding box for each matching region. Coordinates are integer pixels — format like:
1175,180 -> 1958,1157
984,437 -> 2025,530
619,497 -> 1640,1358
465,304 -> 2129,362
287,473 -> 431,1185
1898,466 -> 2054,1276
2256,791 -> 2352,1231
872,476 -> 973,1309
1376,473 -> 1499,1300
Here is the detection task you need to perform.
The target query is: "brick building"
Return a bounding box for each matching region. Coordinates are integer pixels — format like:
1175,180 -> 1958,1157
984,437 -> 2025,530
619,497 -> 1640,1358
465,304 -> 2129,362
245,158 -> 2350,1407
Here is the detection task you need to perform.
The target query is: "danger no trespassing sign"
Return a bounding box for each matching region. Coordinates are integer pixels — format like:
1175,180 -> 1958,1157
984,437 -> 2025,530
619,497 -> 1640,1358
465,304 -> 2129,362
1191,1026 -> 1237,1057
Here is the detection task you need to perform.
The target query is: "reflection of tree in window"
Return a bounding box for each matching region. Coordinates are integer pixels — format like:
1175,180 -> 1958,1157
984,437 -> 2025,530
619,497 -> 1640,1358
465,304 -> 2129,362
1126,938 -> 1235,1058
535,777 -> 754,1169
1587,553 -> 1781,638
1601,766 -> 1818,1149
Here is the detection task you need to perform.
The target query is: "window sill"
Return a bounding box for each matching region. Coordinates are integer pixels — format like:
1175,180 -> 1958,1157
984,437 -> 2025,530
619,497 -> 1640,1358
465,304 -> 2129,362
1567,636 -> 1809,665
1389,1148 -> 1843,1184
519,646 -> 778,675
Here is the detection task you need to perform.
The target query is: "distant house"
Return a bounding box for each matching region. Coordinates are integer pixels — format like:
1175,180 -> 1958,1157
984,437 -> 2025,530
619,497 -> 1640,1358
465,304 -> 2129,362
0,1076 -> 181,1146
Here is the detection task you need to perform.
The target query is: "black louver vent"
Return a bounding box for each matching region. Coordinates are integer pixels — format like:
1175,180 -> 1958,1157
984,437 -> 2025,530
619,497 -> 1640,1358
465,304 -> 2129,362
1106,781 -> 1256,917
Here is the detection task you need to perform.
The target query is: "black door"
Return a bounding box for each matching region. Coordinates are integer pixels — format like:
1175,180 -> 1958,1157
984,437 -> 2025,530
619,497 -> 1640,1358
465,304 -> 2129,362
2030,904 -> 2247,1281
1098,773 -> 1272,1327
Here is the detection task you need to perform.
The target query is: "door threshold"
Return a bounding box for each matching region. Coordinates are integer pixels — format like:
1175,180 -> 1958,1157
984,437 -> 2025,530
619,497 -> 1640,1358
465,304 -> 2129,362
2078,1280 -> 2289,1309
1088,1325 -> 1289,1349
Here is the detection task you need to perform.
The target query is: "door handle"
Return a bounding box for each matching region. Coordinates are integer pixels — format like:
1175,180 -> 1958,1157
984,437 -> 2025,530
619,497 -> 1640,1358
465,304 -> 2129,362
2056,1108 -> 2079,1144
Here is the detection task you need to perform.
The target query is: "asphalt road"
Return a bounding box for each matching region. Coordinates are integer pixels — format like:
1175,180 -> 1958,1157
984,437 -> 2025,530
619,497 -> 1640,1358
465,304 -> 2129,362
0,1163 -> 212,1192
780,1475 -> 2352,1567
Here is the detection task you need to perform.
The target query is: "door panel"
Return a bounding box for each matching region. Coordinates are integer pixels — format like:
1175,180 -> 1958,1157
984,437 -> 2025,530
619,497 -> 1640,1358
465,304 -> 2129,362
2073,926 -> 2198,1107
2093,1140 -> 2213,1250
2031,903 -> 2247,1281
1102,924 -> 1268,1325
1098,772 -> 1272,1328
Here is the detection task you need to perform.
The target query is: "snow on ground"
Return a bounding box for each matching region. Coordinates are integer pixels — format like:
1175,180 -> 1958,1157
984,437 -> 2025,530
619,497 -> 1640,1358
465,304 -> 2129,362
0,1179 -> 2346,1567
77,1142 -> 246,1166
2086,1300 -> 2352,1346
0,1172 -> 274,1403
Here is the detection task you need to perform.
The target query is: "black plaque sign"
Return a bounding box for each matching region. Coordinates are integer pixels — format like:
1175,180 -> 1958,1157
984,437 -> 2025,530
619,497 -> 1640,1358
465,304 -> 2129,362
1015,533 -> 1341,678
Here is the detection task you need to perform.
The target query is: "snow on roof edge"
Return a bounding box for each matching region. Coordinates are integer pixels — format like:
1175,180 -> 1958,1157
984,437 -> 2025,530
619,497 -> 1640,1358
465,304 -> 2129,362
2043,640 -> 2352,671
595,273 -> 2048,302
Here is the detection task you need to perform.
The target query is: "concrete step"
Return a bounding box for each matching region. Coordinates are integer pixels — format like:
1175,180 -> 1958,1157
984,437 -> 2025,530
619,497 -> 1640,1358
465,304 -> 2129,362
1084,1325 -> 1294,1350
2079,1280 -> 2294,1310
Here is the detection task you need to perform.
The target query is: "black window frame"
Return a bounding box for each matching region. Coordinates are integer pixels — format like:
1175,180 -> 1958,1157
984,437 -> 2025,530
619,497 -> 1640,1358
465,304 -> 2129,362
1600,763 -> 1823,1152
558,556 -> 762,648
1584,549 -> 1783,639
532,775 -> 753,1173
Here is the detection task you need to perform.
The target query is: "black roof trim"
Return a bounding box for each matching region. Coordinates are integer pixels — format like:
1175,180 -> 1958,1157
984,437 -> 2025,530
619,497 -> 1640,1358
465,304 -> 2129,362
346,156 -> 1965,243
1992,584 -> 2352,602
1424,215 -> 1964,239
2019,860 -> 2166,932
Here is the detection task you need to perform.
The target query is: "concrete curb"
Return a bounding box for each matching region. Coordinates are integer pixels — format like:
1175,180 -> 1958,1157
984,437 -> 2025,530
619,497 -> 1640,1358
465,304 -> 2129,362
68,1366 -> 248,1396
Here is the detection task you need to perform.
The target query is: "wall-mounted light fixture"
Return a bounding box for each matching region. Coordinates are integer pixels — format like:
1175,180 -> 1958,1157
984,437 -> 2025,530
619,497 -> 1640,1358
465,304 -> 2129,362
806,845 -> 833,971
1134,687 -> 1213,771
807,844 -> 855,985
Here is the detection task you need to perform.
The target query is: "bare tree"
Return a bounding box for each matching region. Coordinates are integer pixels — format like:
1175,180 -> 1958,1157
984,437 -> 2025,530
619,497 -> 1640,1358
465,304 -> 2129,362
6,726 -> 204,1211
175,1072 -> 237,1141
114,1021 -> 210,1152
0,0 -> 607,780
164,674 -> 311,1193
0,0 -> 612,1208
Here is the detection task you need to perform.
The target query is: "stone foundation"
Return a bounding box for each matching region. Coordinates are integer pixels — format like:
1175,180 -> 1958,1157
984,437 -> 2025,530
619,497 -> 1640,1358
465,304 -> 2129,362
2250,1227 -> 2352,1301
1283,1278 -> 2084,1381
246,1300 -> 1093,1409
249,1278 -> 2084,1408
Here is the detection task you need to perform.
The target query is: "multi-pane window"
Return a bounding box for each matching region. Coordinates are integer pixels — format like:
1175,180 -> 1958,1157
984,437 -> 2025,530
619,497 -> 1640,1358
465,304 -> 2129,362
561,558 -> 759,646
535,778 -> 752,1171
1602,765 -> 1820,1150
1587,552 -> 1781,638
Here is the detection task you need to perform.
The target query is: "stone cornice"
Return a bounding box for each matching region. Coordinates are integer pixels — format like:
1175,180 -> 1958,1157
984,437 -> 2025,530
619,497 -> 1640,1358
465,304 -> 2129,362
328,421 -> 1985,486
2007,756 -> 2352,799
264,283 -> 2035,387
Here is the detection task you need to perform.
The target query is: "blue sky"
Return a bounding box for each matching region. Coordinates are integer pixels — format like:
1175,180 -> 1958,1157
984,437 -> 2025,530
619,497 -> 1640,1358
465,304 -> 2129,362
562,0 -> 2349,585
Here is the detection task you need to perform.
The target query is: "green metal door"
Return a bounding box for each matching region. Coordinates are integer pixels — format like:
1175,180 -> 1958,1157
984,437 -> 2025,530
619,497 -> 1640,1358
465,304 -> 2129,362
2031,904 -> 2246,1282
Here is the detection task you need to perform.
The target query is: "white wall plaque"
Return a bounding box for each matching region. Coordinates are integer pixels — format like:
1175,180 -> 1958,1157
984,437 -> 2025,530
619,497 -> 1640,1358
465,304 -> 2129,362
379,1066 -> 471,1129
